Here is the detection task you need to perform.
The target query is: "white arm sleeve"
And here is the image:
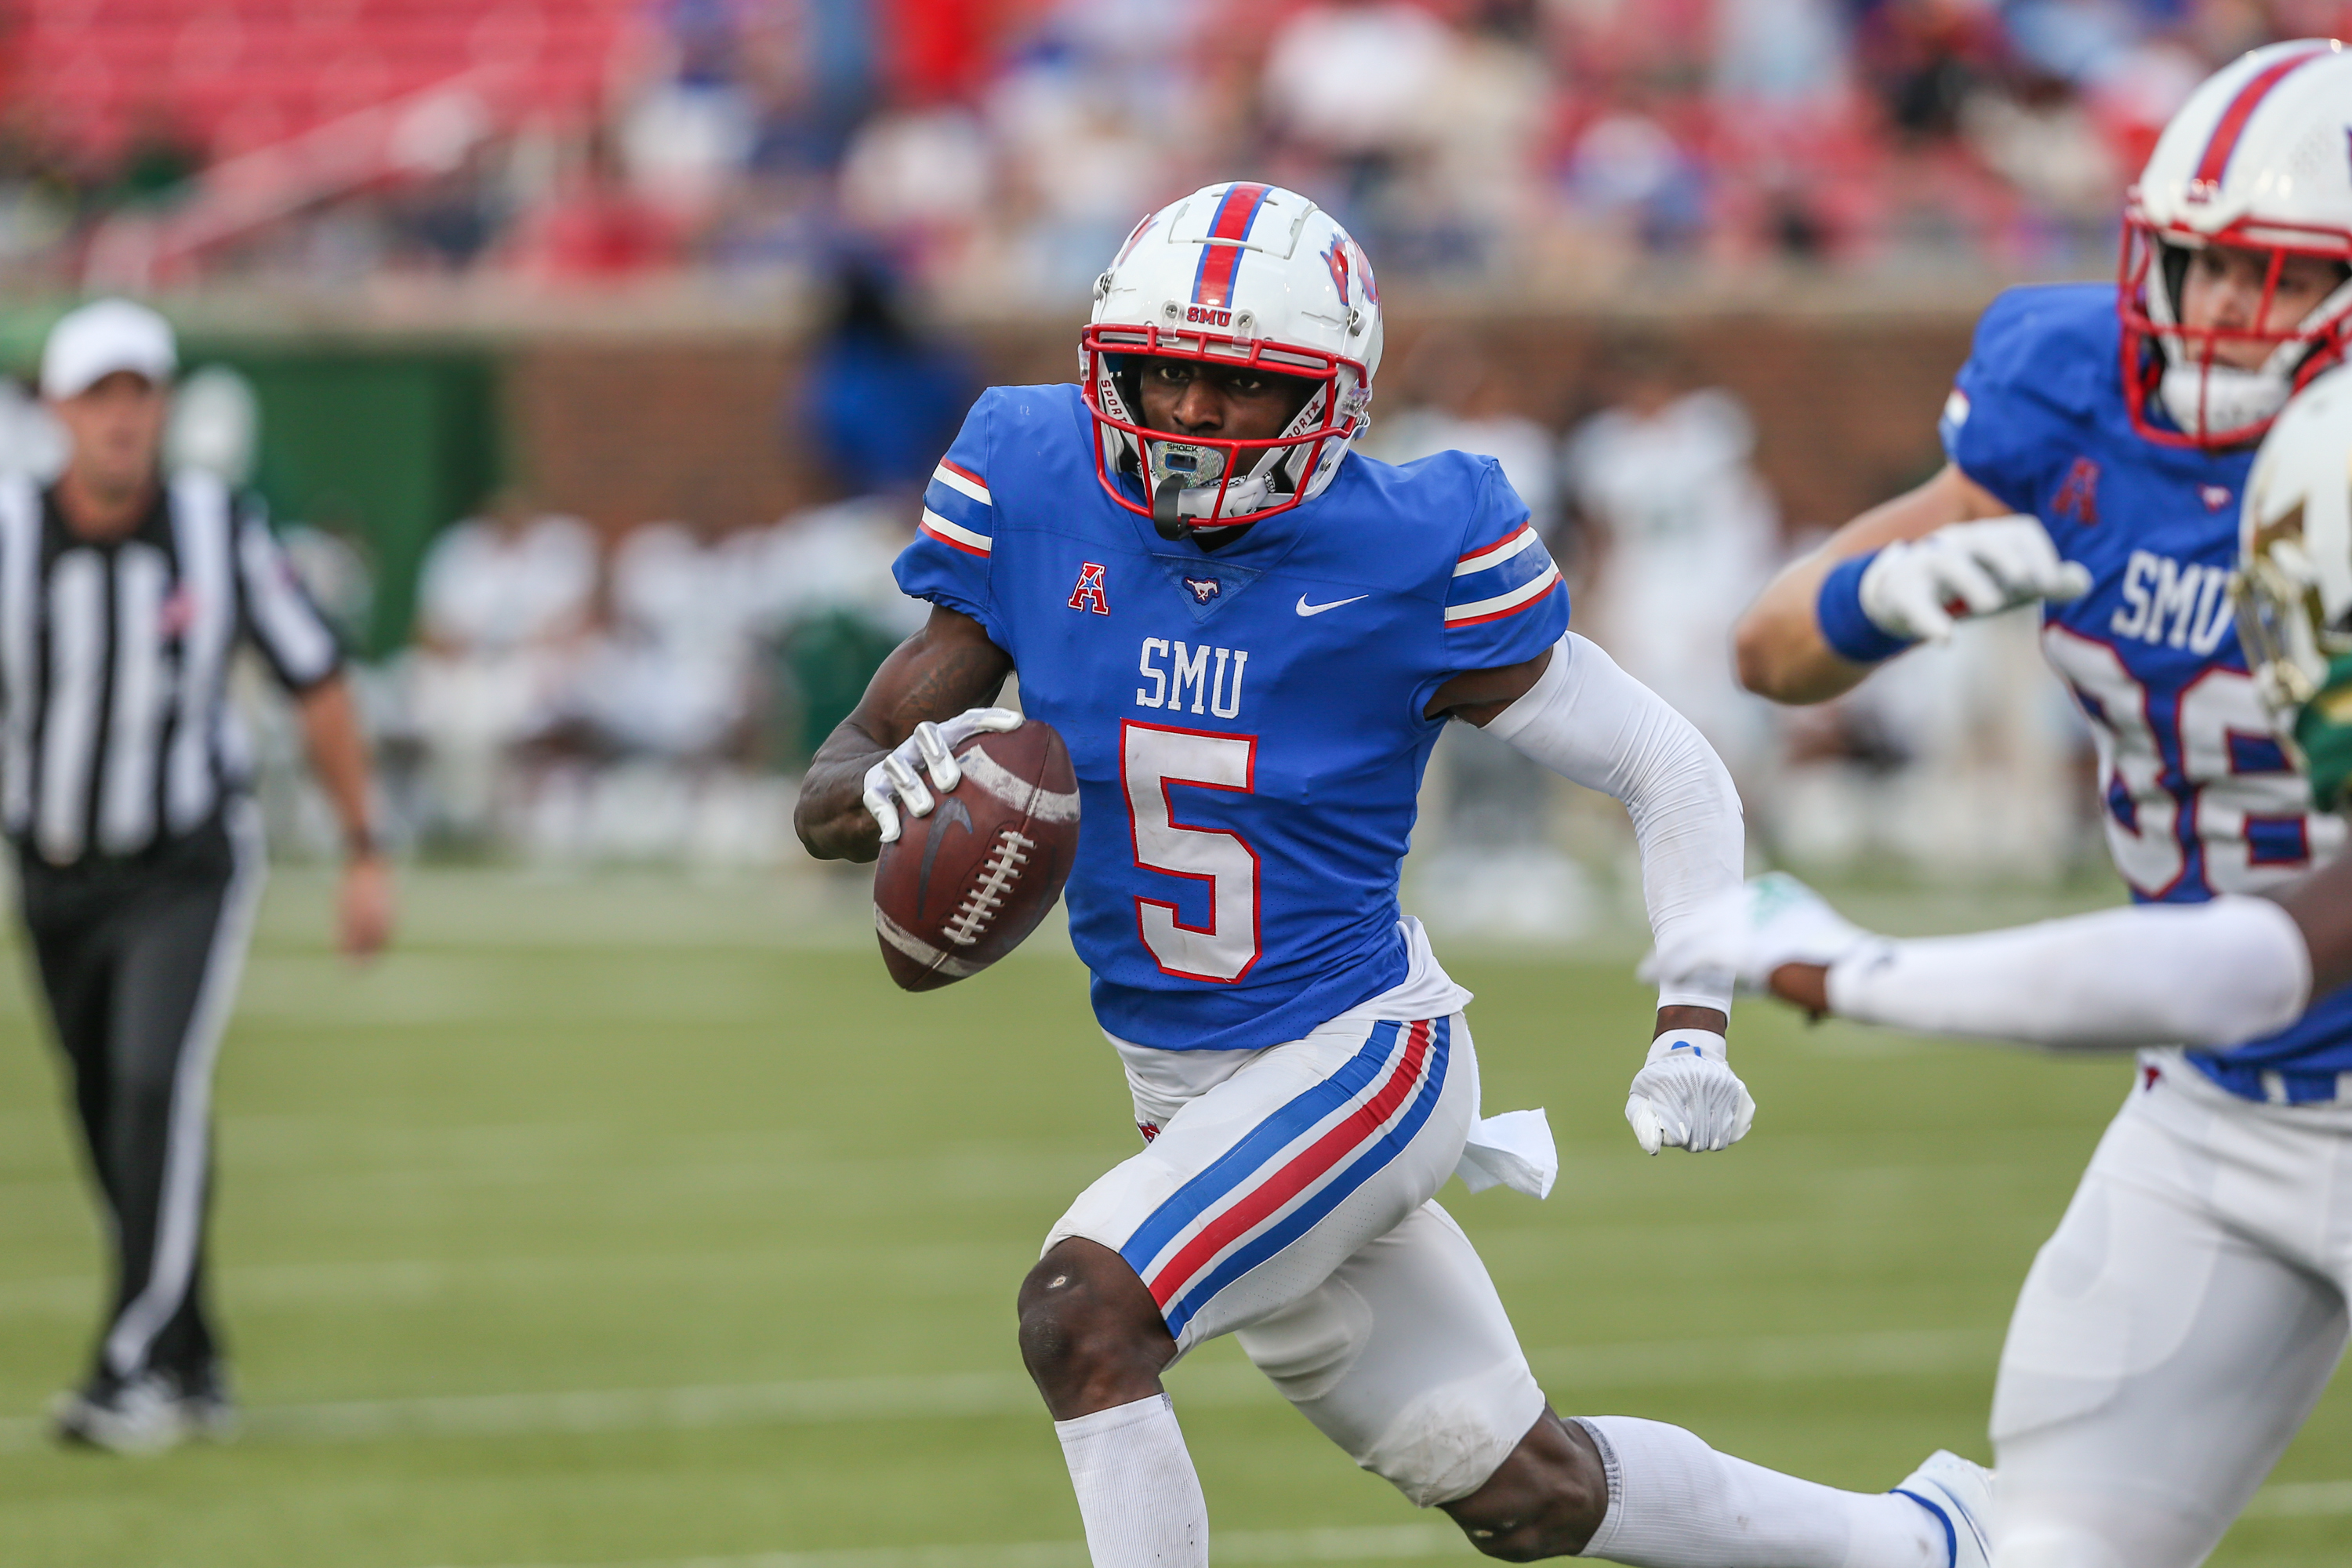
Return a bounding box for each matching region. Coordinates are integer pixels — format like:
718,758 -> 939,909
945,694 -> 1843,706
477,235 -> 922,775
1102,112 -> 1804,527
1826,894 -> 2313,1051
1485,633 -> 1744,1011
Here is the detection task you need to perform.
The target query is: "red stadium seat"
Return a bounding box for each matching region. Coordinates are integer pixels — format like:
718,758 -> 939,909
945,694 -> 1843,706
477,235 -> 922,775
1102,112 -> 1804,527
11,0 -> 634,161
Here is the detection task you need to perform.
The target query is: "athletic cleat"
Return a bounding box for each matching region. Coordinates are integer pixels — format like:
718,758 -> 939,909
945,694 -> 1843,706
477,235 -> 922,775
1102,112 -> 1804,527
176,1363 -> 239,1442
51,1373 -> 191,1455
1892,1450 -> 1994,1568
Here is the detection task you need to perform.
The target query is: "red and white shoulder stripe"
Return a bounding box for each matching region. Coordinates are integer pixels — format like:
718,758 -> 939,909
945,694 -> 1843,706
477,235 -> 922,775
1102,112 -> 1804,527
920,460 -> 993,558
1445,522 -> 1562,626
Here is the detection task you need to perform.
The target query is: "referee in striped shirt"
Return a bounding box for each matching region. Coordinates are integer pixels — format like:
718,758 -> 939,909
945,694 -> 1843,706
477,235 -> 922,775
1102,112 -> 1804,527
16,300 -> 392,1452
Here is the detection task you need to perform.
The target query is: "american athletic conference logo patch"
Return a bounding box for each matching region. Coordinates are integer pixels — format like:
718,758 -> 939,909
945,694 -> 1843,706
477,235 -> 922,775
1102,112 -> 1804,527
1069,561 -> 1111,615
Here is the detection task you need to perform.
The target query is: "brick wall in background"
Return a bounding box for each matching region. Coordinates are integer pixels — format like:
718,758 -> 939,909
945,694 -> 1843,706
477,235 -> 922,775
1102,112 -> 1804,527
503,310 -> 1980,538
505,340 -> 816,534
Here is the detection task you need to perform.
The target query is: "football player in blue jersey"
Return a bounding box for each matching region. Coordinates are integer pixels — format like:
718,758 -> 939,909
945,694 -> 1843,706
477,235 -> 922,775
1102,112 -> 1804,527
1671,361 -> 2352,1568
797,181 -> 1991,1566
1727,41 -> 2352,1568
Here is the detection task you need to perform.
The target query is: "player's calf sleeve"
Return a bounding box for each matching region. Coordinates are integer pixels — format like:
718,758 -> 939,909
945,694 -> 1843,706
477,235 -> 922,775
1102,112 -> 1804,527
1572,1417 -> 1946,1567
1054,1393 -> 1207,1568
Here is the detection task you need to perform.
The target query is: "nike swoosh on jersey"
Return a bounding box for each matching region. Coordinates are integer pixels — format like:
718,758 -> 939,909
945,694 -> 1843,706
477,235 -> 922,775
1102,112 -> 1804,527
1295,594 -> 1368,616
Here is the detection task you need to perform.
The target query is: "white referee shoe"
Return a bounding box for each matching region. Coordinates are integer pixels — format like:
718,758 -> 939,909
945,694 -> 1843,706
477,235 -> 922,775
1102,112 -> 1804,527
51,1373 -> 191,1455
1892,1450 -> 1994,1568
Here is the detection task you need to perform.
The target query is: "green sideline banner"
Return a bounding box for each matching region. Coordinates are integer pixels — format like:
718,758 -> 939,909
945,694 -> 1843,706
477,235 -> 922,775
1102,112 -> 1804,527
189,347 -> 501,658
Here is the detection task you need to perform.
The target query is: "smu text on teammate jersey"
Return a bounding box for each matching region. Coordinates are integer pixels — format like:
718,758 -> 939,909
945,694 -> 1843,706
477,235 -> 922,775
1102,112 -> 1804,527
897,382 -> 1567,1052
1944,281 -> 2352,1094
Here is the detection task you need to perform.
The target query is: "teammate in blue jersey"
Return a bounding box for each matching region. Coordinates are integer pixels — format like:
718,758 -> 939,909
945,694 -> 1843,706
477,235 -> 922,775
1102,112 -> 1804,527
1730,42 -> 2352,1568
797,182 -> 1991,1566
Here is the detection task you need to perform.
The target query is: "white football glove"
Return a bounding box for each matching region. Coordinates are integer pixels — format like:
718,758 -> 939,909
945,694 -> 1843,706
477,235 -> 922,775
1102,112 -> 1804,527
1644,872 -> 1886,995
861,707 -> 1025,844
1859,516 -> 2092,644
1625,1030 -> 1755,1156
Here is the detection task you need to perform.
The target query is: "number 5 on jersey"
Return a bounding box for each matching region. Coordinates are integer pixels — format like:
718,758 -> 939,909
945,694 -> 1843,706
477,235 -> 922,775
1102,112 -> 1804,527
1123,721 -> 1261,982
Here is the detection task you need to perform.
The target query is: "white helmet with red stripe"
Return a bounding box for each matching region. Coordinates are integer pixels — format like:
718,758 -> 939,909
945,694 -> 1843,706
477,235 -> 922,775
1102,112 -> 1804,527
1082,181 -> 1384,537
2122,39 -> 2352,447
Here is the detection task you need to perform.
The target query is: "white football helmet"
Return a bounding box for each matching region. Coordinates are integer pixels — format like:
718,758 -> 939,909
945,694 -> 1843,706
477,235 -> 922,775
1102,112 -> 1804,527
2233,364 -> 2352,734
1081,181 -> 1384,537
2122,39 -> 2352,448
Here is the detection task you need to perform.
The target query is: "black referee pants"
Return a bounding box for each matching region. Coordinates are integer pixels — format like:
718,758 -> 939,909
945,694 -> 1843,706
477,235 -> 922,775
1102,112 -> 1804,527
20,801 -> 263,1389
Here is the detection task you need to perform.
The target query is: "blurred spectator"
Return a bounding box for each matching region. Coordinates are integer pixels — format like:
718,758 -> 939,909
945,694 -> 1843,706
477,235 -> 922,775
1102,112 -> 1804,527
736,495 -> 930,764
1372,333 -> 1590,938
621,2 -> 760,226
1562,112 -> 1710,256
1959,70 -> 2124,260
987,19 -> 1178,299
0,376 -> 66,479
407,492 -> 598,840
1368,335 -> 1559,534
798,258 -> 976,496
163,365 -> 260,487
1264,2 -> 1453,166
1854,0 -> 2009,147
771,258 -> 971,767
1713,0 -> 1850,109
389,144 -> 509,272
836,104 -> 993,272
572,519 -> 758,760
509,131 -> 682,281
1261,0 -> 1454,241
1563,337 -> 1777,782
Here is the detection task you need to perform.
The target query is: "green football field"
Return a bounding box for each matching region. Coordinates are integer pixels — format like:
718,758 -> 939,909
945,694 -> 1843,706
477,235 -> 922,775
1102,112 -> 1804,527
2,867 -> 2346,1568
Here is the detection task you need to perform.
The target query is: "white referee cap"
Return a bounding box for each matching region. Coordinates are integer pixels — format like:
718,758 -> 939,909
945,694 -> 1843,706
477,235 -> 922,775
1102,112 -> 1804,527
41,298 -> 178,401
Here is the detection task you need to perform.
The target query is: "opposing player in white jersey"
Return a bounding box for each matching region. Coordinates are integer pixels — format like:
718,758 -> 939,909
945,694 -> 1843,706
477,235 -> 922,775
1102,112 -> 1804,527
797,182 -> 1991,1564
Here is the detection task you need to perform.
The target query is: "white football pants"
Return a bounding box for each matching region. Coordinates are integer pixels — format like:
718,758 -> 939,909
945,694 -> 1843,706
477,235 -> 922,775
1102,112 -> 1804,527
1990,1054 -> 2352,1567
1046,1007 -> 1548,1506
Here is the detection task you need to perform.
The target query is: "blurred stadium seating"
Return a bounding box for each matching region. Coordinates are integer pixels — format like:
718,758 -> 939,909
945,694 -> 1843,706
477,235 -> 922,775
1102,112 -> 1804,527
3,0 -> 2347,293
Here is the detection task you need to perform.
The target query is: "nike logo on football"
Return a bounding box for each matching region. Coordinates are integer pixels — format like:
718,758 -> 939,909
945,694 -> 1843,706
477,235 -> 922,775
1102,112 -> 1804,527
1295,593 -> 1367,616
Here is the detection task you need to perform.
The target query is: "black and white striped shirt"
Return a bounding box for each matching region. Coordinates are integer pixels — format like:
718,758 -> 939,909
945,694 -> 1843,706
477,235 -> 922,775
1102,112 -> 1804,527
0,470 -> 340,867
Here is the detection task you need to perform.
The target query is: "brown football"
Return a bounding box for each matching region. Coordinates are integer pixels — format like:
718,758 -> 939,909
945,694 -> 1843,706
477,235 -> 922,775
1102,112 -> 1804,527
872,720 -> 1079,991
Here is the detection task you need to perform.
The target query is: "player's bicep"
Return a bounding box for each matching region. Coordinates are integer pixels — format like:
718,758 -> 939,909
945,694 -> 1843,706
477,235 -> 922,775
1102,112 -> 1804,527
1428,648 -> 1552,725
819,605 -> 1013,760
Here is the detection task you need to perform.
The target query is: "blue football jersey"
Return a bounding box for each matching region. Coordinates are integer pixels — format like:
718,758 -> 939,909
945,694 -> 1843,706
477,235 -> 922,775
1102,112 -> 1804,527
1944,283 -> 2352,1091
895,383 -> 1569,1052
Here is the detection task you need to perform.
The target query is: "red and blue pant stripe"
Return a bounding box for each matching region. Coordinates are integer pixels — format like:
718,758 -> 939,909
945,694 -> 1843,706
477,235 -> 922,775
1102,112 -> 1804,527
1118,1016 -> 1450,1338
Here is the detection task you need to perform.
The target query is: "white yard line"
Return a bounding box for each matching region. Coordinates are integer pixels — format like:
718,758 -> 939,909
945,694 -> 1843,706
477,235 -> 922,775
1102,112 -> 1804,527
2243,1479 -> 2352,1516
416,1524 -> 1465,1568
0,1328 -> 2000,1454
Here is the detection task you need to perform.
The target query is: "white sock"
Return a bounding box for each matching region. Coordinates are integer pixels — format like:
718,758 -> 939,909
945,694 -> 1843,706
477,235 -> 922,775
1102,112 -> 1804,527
1054,1392 -> 1208,1568
1575,1417 -> 1947,1567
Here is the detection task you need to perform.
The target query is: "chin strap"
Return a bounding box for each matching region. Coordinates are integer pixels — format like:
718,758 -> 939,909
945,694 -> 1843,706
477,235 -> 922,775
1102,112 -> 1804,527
1152,475 -> 1192,540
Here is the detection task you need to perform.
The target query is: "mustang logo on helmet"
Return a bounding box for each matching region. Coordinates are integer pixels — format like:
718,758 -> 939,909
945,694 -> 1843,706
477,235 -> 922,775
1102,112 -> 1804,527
1323,238 -> 1350,305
